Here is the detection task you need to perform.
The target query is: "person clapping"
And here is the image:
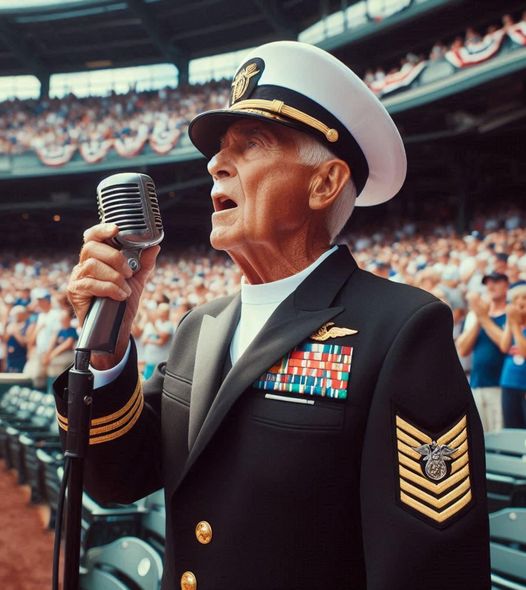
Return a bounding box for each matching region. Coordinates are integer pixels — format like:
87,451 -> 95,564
499,281 -> 526,428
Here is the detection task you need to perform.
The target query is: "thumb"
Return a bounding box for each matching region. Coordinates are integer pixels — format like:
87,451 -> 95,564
135,245 -> 161,284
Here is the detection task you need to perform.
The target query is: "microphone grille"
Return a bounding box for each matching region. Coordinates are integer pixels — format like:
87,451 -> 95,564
96,173 -> 164,248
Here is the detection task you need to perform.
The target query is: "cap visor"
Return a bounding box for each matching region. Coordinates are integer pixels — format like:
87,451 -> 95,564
188,109 -> 320,160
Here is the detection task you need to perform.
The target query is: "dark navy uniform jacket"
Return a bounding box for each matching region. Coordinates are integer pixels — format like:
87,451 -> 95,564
55,247 -> 491,590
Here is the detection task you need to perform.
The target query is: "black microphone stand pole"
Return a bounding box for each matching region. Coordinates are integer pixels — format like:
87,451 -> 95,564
63,349 -> 93,589
61,298 -> 127,589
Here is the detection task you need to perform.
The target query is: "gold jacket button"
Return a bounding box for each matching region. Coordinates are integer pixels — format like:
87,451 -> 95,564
181,570 -> 197,590
195,520 -> 213,544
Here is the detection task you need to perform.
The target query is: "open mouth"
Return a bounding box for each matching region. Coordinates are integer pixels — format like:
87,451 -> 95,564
214,194 -> 238,212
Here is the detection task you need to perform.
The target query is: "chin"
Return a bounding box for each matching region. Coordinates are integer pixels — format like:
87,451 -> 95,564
210,227 -> 237,252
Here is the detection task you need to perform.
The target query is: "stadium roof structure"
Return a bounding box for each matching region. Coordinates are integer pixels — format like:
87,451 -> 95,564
0,0 -> 345,81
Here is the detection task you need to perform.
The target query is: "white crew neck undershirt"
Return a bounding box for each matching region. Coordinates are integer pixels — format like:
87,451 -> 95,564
229,245 -> 338,364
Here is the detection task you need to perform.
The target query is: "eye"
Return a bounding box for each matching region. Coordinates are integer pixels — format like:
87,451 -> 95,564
246,137 -> 260,149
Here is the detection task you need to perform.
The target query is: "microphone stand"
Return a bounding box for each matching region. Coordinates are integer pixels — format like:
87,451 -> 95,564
63,349 -> 93,590
61,297 -> 127,589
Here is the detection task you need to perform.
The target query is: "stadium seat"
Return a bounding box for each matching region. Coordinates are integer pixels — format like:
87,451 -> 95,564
485,430 -> 526,512
141,489 -> 166,558
19,422 -> 61,503
36,446 -> 64,528
7,394 -> 57,485
490,508 -> 526,590
80,493 -> 146,565
80,536 -> 163,590
0,386 -> 34,459
80,568 -> 129,590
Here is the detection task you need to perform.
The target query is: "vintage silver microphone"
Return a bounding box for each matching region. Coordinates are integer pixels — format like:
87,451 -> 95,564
76,172 -> 164,352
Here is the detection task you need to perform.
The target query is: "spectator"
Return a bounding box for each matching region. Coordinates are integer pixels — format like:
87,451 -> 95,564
4,305 -> 30,373
492,252 -> 509,275
456,273 -> 508,432
499,281 -> 526,428
429,40 -> 447,61
501,14 -> 515,31
43,309 -> 78,393
141,302 -> 174,379
25,289 -> 62,389
465,27 -> 482,46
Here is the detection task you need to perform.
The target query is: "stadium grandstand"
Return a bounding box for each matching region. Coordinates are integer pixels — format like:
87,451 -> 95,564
0,0 -> 525,588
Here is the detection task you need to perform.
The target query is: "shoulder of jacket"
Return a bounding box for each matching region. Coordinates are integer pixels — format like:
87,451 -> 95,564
181,294 -> 237,325
348,267 -> 438,307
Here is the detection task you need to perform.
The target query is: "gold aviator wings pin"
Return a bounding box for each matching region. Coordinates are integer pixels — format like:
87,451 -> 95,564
310,322 -> 358,342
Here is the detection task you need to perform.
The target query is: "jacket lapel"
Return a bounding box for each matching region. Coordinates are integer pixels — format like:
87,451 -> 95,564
179,246 -> 357,485
187,294 -> 240,449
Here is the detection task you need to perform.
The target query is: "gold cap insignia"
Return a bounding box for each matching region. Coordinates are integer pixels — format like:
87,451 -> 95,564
310,322 -> 358,342
230,61 -> 262,104
395,414 -> 471,526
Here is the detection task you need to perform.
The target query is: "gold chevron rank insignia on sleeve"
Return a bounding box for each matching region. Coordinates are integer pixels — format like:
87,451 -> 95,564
395,413 -> 472,526
310,322 -> 358,341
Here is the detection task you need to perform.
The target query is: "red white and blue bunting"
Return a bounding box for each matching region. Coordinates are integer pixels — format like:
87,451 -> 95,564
79,138 -> 114,164
367,23 -> 525,98
149,127 -> 181,155
445,29 -> 506,68
30,19 -> 526,167
34,143 -> 77,167
507,21 -> 526,47
368,60 -> 428,97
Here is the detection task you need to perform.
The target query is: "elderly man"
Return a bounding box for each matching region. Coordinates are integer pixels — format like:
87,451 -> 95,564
56,42 -> 490,590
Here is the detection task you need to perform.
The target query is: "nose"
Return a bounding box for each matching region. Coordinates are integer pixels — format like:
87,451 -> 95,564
207,148 -> 235,180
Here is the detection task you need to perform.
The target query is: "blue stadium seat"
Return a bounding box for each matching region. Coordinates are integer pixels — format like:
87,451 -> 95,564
81,536 -> 163,590
490,508 -> 526,590
141,489 -> 166,558
80,493 -> 146,566
485,430 -> 526,512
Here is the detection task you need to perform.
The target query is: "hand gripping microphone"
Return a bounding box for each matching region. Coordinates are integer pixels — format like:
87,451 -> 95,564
76,172 -> 164,353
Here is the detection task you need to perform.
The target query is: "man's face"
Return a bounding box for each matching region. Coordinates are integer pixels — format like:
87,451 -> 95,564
206,120 -> 313,253
485,279 -> 508,302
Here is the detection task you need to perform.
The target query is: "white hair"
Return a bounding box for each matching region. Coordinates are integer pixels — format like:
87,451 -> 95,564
293,130 -> 357,243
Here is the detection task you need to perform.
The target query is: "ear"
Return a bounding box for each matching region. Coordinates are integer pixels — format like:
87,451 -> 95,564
308,159 -> 351,211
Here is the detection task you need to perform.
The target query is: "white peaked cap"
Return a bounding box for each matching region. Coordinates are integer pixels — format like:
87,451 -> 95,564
189,41 -> 407,207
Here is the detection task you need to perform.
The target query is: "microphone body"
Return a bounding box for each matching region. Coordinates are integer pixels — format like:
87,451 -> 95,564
76,172 -> 164,353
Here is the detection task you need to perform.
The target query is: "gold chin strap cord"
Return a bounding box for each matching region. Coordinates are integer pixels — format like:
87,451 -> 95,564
229,98 -> 339,143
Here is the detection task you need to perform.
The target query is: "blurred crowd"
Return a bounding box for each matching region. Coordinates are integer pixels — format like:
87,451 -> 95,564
1,204 -> 525,430
363,11 -> 526,88
0,79 -> 230,158
0,8 -> 523,163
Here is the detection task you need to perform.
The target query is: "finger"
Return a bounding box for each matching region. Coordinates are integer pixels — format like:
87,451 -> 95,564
69,276 -> 131,301
133,245 -> 161,282
75,258 -> 133,293
139,245 -> 161,273
79,241 -> 134,278
82,223 -> 120,245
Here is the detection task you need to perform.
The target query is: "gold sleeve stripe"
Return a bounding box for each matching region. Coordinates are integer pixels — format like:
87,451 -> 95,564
400,489 -> 472,523
396,428 -> 424,449
451,439 -> 468,459
451,451 -> 469,473
89,390 -> 142,435
396,416 -> 432,444
56,379 -> 142,428
397,439 -> 422,461
56,411 -> 67,429
399,463 -> 470,494
437,416 -> 467,446
398,452 -> 422,474
400,475 -> 470,510
89,394 -> 144,445
448,429 -> 467,451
